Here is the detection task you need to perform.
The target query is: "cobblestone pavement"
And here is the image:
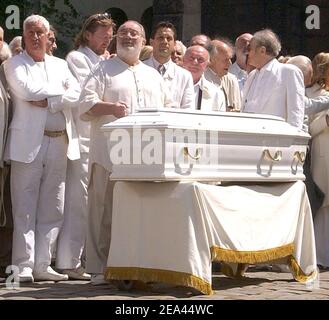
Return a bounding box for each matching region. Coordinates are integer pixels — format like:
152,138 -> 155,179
0,268 -> 328,300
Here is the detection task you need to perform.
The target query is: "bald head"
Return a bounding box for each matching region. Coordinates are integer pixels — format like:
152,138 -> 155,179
235,33 -> 252,70
287,55 -> 313,87
235,33 -> 252,49
209,40 -> 234,77
183,45 -> 210,84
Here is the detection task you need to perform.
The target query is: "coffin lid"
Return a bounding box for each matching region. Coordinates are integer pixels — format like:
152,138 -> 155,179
101,108 -> 310,139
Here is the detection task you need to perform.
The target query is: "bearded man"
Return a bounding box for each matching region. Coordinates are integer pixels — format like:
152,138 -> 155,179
79,20 -> 172,284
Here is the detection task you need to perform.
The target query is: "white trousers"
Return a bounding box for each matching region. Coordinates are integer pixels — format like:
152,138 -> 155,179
11,135 -> 67,273
85,164 -> 114,274
56,153 -> 88,269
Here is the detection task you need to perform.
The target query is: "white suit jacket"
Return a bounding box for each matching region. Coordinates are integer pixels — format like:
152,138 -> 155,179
66,46 -> 103,154
144,57 -> 194,109
242,59 -> 305,128
0,77 -> 9,167
4,51 -> 80,163
306,84 -> 329,207
204,68 -> 242,110
195,76 -> 226,112
66,46 -> 103,87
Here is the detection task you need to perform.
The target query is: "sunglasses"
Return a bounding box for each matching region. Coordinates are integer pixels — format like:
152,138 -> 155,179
95,13 -> 111,20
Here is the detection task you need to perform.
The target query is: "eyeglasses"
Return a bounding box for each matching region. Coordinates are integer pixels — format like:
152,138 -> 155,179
186,55 -> 207,64
117,28 -> 141,39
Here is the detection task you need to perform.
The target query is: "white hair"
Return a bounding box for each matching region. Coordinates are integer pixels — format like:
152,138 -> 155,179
175,40 -> 187,54
23,15 -> 50,33
252,29 -> 281,57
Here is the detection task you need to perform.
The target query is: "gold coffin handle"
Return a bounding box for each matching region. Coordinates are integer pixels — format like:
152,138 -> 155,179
263,149 -> 282,162
294,151 -> 306,164
183,147 -> 201,160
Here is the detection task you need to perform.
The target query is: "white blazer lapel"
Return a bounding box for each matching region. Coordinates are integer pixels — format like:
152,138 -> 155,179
254,64 -> 279,111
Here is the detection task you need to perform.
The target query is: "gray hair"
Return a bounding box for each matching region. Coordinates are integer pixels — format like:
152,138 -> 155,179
252,29 -> 281,57
23,15 -> 50,33
208,38 -> 234,60
175,40 -> 186,55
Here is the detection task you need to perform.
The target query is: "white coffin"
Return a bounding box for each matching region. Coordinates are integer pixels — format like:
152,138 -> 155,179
101,109 -> 310,182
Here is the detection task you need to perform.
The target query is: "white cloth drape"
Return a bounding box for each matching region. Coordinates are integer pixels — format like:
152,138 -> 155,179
106,181 -> 317,294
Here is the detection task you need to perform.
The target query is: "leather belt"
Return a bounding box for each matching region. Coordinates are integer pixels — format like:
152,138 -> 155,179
44,129 -> 66,138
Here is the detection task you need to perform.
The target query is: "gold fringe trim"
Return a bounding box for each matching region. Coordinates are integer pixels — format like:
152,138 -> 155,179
105,267 -> 213,295
211,243 -> 294,264
288,255 -> 318,283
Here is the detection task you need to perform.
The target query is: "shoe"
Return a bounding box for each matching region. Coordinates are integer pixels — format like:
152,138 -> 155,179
91,273 -> 108,286
18,267 -> 34,283
61,267 -> 91,280
33,266 -> 68,281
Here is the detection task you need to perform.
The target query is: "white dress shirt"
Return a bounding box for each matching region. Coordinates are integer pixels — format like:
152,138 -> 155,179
229,61 -> 248,92
66,46 -> 105,153
80,56 -> 173,173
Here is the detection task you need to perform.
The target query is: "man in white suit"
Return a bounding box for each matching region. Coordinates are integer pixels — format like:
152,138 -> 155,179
0,47 -> 10,277
242,29 -> 305,129
79,20 -> 172,285
144,21 -> 194,109
205,39 -> 242,111
4,15 -> 80,282
56,13 -> 114,282
183,45 -> 226,111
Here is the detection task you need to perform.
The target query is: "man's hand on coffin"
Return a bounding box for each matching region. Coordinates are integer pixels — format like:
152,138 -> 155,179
28,99 -> 48,108
111,101 -> 129,118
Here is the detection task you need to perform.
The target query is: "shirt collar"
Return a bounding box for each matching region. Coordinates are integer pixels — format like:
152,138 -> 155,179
151,56 -> 170,68
80,46 -> 104,64
261,58 -> 276,72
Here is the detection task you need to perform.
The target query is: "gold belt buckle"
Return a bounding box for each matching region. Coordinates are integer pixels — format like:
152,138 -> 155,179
44,130 -> 66,138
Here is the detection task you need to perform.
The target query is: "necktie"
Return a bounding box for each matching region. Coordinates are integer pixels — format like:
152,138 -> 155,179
158,64 -> 166,76
197,88 -> 202,110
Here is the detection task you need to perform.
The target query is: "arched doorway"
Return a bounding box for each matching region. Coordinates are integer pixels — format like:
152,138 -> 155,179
141,6 -> 153,43
106,7 -> 128,29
